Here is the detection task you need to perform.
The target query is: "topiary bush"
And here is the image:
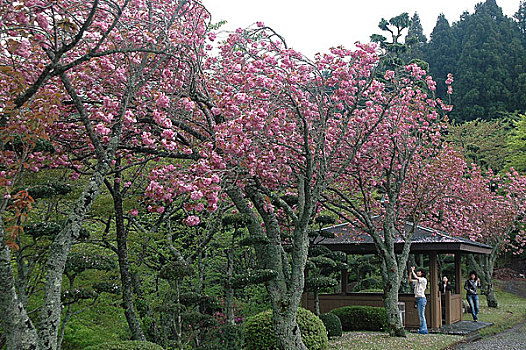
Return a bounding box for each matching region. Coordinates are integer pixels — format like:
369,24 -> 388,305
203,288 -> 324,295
319,313 -> 342,338
330,306 -> 387,331
244,307 -> 328,350
83,340 -> 163,350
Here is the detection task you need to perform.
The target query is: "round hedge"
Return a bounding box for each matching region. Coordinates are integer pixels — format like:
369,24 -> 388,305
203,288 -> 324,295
83,340 -> 163,350
319,313 -> 342,338
244,308 -> 328,350
330,306 -> 387,331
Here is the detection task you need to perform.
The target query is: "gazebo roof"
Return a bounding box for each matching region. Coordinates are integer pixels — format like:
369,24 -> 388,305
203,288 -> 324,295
313,222 -> 492,255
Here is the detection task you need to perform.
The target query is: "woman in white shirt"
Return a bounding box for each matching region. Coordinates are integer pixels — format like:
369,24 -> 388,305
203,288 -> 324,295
409,266 -> 428,334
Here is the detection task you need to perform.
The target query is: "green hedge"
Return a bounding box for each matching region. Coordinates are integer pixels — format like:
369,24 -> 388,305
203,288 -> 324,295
319,313 -> 342,338
330,306 -> 387,331
83,340 -> 163,350
244,308 -> 328,350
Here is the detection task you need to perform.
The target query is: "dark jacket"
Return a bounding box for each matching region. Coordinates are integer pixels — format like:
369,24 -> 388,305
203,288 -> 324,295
464,279 -> 480,295
439,283 -> 452,294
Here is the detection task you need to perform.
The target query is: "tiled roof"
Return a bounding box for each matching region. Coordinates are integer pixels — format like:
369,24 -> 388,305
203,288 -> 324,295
313,222 -> 492,254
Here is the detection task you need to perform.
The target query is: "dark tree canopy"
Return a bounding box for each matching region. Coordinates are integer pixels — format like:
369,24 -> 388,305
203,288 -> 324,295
418,0 -> 526,121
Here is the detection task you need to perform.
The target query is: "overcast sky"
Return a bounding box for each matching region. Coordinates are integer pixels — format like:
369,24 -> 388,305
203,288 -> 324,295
203,0 -> 521,57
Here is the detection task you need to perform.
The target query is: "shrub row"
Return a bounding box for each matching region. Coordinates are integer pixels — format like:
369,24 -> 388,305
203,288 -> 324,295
330,305 -> 387,331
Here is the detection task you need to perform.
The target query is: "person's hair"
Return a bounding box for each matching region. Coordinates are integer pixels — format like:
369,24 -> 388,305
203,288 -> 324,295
469,270 -> 477,279
417,268 -> 427,277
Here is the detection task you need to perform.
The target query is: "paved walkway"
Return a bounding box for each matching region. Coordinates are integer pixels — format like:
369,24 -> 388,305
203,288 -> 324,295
456,322 -> 526,350
433,320 -> 492,335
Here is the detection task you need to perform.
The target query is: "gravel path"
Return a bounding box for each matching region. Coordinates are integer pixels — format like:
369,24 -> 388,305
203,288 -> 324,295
457,322 -> 526,350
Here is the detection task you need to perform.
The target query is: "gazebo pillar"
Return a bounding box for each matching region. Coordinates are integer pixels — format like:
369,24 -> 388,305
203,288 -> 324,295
455,252 -> 463,321
454,253 -> 462,294
429,252 -> 442,328
341,269 -> 348,294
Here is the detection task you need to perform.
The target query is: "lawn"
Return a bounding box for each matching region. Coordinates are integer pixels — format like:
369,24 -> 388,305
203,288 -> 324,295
328,280 -> 526,350
476,280 -> 526,336
328,332 -> 462,350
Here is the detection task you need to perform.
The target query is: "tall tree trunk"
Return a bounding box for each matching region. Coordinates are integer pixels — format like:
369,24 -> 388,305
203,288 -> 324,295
481,254 -> 498,308
228,187 -> 309,350
110,170 -> 146,340
382,254 -> 405,337
0,220 -> 40,350
469,254 -> 498,308
225,247 -> 235,325
37,166 -> 109,350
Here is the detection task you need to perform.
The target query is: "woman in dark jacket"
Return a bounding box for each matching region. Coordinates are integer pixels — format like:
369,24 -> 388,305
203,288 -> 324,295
439,276 -> 453,320
464,271 -> 481,321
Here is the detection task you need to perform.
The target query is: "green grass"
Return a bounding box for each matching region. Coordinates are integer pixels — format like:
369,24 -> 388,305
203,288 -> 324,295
328,280 -> 526,350
476,281 -> 526,336
328,332 -> 462,350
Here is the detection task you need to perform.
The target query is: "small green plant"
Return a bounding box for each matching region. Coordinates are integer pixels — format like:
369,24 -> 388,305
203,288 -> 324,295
330,306 -> 387,331
244,307 -> 328,350
319,313 -> 342,338
83,340 -> 163,350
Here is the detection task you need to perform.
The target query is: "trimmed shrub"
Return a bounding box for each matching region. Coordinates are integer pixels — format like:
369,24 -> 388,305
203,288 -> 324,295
83,340 -> 163,350
330,306 -> 387,331
319,313 -> 342,338
244,307 -> 328,350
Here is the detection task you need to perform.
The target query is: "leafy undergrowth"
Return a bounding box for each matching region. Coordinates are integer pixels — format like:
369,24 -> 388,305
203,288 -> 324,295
476,280 -> 526,336
328,332 -> 462,350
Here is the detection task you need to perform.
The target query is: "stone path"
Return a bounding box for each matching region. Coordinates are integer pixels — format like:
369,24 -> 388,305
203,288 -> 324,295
456,322 -> 526,350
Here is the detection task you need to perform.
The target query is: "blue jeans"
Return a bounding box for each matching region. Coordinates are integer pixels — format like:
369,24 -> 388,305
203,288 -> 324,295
467,294 -> 479,320
416,297 -> 428,334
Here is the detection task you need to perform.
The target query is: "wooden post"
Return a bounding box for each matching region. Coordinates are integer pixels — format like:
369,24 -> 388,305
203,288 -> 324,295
429,252 -> 442,328
454,252 -> 463,321
341,269 -> 348,295
454,253 -> 462,294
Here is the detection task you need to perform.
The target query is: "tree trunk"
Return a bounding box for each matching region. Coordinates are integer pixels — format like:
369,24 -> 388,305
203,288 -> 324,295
225,247 -> 235,325
111,172 -> 146,340
313,289 -> 320,316
482,255 -> 498,308
0,221 -> 40,350
37,166 -> 109,350
470,254 -> 498,308
273,309 -> 307,350
382,260 -> 405,337
228,187 -> 309,350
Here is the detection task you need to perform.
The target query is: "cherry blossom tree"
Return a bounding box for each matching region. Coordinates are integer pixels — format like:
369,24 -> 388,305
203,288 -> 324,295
138,20 -> 457,343
321,83 -> 457,337
0,1 -> 211,349
426,166 -> 526,307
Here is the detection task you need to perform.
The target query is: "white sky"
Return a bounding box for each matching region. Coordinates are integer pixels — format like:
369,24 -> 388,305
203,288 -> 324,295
203,0 -> 522,57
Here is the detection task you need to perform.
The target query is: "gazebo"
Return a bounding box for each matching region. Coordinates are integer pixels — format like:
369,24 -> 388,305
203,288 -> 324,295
301,222 -> 492,329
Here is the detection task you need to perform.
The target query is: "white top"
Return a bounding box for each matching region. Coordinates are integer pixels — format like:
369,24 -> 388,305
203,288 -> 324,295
413,277 -> 427,298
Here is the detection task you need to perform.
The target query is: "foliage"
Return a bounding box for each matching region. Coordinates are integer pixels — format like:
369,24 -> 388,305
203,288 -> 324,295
319,313 -> 342,338
447,118 -> 512,172
202,323 -> 244,350
244,308 -> 328,350
506,114 -> 526,172
330,306 -> 387,331
83,340 -> 164,350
